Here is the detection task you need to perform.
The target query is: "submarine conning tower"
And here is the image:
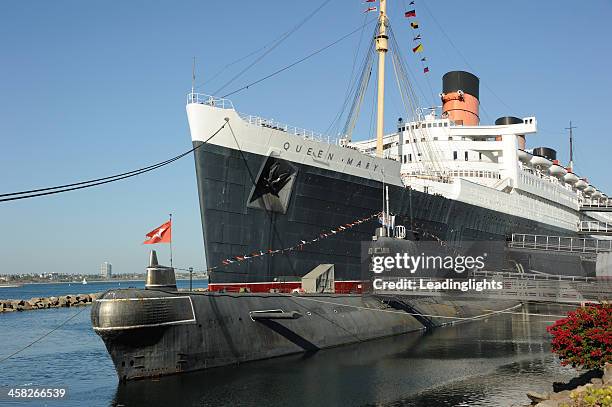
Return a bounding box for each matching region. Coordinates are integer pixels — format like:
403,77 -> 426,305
441,71 -> 480,126
145,250 -> 177,290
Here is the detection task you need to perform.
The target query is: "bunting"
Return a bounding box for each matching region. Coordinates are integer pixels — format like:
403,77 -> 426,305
209,212 -> 381,273
404,1 -> 431,76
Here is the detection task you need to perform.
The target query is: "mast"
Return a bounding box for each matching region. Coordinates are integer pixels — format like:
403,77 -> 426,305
375,0 -> 388,157
565,121 -> 576,171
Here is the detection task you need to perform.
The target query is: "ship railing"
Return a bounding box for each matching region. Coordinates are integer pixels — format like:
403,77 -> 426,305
581,199 -> 612,208
579,221 -> 612,233
238,113 -> 337,144
187,92 -> 234,109
509,233 -> 612,253
375,273 -> 610,304
471,270 -> 597,283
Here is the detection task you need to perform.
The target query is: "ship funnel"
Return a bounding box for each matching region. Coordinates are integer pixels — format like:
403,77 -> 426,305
495,116 -> 525,149
441,71 -> 480,126
145,250 -> 177,290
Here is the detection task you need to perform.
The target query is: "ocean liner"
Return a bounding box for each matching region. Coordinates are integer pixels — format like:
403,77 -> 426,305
92,1 -> 611,380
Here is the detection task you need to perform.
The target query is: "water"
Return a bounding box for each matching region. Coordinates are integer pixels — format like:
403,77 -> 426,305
0,301 -> 579,407
0,280 -> 209,301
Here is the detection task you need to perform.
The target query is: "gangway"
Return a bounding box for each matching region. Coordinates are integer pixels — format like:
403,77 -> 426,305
578,221 -> 612,236
509,233 -> 612,253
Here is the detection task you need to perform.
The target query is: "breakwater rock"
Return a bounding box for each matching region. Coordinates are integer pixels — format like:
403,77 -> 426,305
0,293 -> 100,312
526,363 -> 612,406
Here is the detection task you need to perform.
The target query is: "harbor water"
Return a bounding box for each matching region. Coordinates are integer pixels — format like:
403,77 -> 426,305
0,280 -> 209,300
0,296 -> 579,407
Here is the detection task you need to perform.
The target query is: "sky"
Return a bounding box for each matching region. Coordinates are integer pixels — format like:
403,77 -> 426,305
1,1 -> 611,275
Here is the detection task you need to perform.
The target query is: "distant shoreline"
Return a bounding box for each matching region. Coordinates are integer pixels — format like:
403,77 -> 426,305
0,278 -> 208,287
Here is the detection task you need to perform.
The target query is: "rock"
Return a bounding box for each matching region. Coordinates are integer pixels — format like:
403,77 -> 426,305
604,363 -> 612,385
58,296 -> 69,307
590,377 -> 603,385
527,391 -> 550,403
535,400 -> 560,407
549,390 -> 571,400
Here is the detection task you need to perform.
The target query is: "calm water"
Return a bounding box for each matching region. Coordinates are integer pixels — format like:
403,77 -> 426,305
0,300 -> 578,407
0,280 -> 209,300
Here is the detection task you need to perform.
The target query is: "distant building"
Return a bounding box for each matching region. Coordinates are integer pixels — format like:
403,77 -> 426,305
100,262 -> 112,279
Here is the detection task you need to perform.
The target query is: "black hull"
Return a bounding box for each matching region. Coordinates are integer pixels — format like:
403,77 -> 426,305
193,142 -> 577,284
92,288 -> 518,380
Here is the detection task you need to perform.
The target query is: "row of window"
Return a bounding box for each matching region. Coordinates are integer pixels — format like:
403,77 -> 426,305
448,170 -> 501,179
402,151 -> 485,163
399,121 -> 449,132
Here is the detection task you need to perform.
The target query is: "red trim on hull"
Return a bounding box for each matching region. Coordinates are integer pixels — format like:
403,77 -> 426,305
208,281 -> 366,294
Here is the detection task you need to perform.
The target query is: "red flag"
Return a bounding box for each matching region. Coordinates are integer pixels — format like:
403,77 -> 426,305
365,0 -> 376,2
363,6 -> 377,13
424,67 -> 430,73
405,10 -> 416,17
143,220 -> 172,244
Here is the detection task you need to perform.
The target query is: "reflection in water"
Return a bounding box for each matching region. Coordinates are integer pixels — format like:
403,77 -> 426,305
113,304 -> 577,407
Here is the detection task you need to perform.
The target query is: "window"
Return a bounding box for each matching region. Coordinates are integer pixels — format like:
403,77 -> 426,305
453,151 -> 458,160
408,153 -> 412,162
448,136 -> 453,141
421,138 -> 425,142
479,152 -> 483,160
433,137 -> 438,141
405,139 -> 410,144
465,151 -> 469,161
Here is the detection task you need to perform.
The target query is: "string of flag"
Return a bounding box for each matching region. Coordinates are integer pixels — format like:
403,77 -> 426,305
211,212 -> 382,272
361,1 -> 430,75
403,0 -> 429,74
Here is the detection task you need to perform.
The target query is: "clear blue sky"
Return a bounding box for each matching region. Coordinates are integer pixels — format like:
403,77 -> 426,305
1,1 -> 610,275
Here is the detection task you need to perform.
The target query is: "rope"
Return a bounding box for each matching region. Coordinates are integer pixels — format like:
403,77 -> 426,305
279,294 -> 524,321
0,122 -> 228,203
212,0 -> 333,95
221,18 -> 376,98
0,306 -> 88,364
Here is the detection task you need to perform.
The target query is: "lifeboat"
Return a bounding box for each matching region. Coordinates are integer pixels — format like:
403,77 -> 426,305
548,161 -> 567,178
530,154 -> 552,168
563,171 -> 579,184
584,185 -> 596,195
518,149 -> 532,164
574,178 -> 588,190
591,190 -> 603,199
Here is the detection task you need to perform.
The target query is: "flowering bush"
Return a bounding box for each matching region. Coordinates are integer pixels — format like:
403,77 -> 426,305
566,385 -> 612,407
547,303 -> 611,370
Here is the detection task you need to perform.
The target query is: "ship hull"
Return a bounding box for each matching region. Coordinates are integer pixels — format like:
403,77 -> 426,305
92,288 -> 518,381
194,141 -> 581,286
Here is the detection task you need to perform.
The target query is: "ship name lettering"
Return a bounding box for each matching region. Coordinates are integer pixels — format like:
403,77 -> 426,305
346,157 -> 354,165
283,142 -> 290,151
356,160 -> 362,168
327,153 -> 334,160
